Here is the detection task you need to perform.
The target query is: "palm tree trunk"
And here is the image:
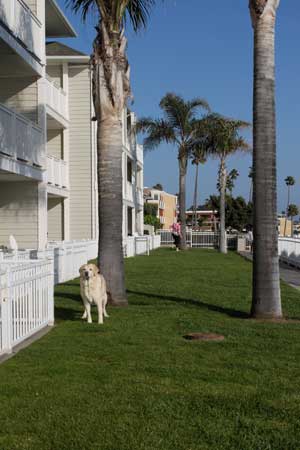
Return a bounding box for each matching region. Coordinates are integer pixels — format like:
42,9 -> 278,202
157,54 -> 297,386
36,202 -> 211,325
92,25 -> 129,307
219,156 -> 227,254
284,185 -> 290,236
193,164 -> 199,228
97,118 -> 127,306
249,181 -> 253,203
250,0 -> 282,319
179,156 -> 188,250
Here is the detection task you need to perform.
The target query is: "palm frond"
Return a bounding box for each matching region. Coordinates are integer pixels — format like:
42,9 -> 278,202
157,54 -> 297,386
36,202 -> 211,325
136,117 -> 176,150
65,0 -> 96,21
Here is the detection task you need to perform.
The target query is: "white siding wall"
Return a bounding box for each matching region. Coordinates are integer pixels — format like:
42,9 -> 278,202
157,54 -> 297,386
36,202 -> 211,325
47,197 -> 63,241
68,65 -> 93,239
46,65 -> 62,88
0,77 -> 38,123
0,182 -> 39,248
24,0 -> 37,15
47,129 -> 62,159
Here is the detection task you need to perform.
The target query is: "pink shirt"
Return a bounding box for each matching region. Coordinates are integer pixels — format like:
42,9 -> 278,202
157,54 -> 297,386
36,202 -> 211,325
171,223 -> 181,235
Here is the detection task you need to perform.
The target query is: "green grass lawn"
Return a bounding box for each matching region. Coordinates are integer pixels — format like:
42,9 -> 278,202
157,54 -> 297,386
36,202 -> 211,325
1,249 -> 300,450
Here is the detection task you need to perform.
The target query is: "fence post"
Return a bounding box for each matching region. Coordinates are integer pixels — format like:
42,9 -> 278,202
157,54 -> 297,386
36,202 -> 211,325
0,268 -> 12,354
48,260 -> 55,326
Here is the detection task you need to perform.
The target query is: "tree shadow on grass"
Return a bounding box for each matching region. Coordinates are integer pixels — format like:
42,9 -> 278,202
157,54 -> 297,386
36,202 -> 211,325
127,290 -> 250,319
55,292 -> 82,303
55,306 -> 80,321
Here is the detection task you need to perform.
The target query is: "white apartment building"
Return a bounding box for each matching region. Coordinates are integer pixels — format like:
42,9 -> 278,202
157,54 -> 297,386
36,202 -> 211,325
0,0 -> 144,251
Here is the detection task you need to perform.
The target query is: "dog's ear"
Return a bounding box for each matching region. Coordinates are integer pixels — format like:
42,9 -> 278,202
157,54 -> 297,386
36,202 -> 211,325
79,265 -> 85,274
92,264 -> 100,277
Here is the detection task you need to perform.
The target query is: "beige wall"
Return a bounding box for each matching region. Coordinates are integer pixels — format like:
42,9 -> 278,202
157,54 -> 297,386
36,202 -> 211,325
68,65 -> 94,240
46,65 -> 63,88
161,193 -> 176,230
0,182 -> 39,248
0,77 -> 38,123
47,129 -> 63,159
47,197 -> 63,241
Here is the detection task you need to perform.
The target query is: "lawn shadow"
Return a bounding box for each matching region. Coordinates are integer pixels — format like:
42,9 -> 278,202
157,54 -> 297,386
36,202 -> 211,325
55,292 -> 82,303
127,290 -> 250,319
55,306 -> 81,321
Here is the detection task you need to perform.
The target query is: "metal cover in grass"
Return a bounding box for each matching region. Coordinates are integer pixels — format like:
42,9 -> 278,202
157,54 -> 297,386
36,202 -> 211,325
183,333 -> 225,341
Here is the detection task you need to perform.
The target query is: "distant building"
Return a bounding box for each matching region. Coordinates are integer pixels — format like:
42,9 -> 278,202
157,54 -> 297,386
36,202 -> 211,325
278,215 -> 292,236
186,206 -> 219,231
144,188 -> 177,230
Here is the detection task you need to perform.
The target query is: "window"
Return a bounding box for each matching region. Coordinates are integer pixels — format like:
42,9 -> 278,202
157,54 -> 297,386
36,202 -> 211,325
127,158 -> 132,183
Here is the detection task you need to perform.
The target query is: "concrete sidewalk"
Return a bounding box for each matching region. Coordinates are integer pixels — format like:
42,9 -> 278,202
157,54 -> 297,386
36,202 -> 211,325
239,251 -> 300,290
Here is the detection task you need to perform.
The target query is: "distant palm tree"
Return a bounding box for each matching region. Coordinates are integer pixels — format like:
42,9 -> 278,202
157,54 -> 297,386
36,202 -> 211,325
191,148 -> 207,228
248,166 -> 253,202
249,0 -> 282,319
284,176 -> 296,236
66,0 -> 158,306
137,93 -> 210,249
287,204 -> 298,237
203,114 -> 250,254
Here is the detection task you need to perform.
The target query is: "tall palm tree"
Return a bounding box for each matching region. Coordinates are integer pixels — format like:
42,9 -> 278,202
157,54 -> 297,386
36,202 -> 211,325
284,176 -> 295,236
66,0 -> 158,306
136,93 -> 210,249
191,148 -> 206,228
204,114 -> 250,254
249,0 -> 282,318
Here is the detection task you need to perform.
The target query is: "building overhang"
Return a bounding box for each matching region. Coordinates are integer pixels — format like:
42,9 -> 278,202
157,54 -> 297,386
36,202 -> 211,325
46,0 -> 77,38
46,56 -> 90,64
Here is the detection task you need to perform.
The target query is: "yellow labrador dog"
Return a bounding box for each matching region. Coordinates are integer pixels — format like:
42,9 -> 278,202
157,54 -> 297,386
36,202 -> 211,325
79,263 -> 109,324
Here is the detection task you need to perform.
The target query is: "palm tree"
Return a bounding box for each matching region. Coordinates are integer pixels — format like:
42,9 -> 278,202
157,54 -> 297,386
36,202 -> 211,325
66,0 -> 158,306
287,204 -> 298,237
248,166 -> 253,202
284,176 -> 296,236
249,0 -> 282,318
136,93 -> 210,249
203,114 -> 250,254
191,148 -> 207,228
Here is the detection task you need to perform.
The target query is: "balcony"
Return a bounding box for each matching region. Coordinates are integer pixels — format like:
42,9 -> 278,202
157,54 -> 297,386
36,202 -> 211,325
0,0 -> 43,63
136,144 -> 143,166
125,181 -> 134,203
136,188 -> 143,207
45,76 -> 69,129
46,154 -> 69,192
0,103 -> 44,176
159,200 -> 165,210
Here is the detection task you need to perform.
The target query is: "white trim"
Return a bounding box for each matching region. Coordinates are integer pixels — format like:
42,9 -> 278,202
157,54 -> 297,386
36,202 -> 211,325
46,0 -> 77,38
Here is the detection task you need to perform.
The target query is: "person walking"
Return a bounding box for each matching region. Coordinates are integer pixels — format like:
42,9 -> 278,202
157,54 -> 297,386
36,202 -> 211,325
171,221 -> 182,251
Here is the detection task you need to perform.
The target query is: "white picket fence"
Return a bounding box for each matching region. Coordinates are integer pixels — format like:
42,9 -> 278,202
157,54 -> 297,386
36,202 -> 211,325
0,259 -> 54,355
157,230 -> 238,250
124,235 -> 161,258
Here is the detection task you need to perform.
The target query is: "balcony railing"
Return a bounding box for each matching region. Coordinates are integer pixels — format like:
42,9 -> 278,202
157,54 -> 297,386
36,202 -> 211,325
0,0 -> 43,62
136,144 -> 143,166
126,181 -> 134,203
46,155 -> 68,189
0,103 -> 44,167
136,188 -> 144,206
159,200 -> 165,210
45,76 -> 68,122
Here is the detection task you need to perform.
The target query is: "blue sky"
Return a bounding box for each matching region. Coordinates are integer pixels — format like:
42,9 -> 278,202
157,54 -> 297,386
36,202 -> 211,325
57,0 -> 300,211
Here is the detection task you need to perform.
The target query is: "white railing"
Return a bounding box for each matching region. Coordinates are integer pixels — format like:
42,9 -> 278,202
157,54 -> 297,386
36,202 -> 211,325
0,240 -> 98,285
136,188 -> 144,206
136,144 -> 143,165
46,155 -> 69,189
157,230 -> 238,250
123,234 -> 161,258
278,237 -> 300,268
126,181 -> 134,203
0,103 -> 44,167
0,0 -> 43,62
0,258 -> 54,355
44,77 -> 68,121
